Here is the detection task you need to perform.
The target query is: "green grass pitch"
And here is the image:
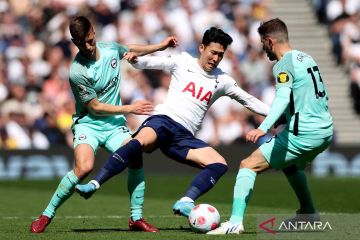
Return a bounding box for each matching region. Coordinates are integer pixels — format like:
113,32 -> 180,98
0,173 -> 359,240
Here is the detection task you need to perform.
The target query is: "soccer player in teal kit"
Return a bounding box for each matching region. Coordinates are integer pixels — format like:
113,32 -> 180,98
30,16 -> 177,233
208,18 -> 333,234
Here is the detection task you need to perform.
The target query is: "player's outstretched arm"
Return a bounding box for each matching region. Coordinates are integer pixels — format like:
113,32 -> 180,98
225,78 -> 270,116
126,36 -> 178,56
127,100 -> 154,115
257,87 -> 291,134
85,98 -> 153,116
239,85 -> 291,143
246,90 -> 291,143
127,54 -> 178,71
123,52 -> 138,64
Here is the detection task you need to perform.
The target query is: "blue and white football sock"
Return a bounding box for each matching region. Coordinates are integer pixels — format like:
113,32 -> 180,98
184,163 -> 228,201
179,197 -> 194,202
95,139 -> 142,185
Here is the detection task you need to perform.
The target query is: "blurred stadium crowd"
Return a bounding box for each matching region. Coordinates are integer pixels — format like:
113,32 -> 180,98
312,0 -> 360,114
0,0 -> 358,150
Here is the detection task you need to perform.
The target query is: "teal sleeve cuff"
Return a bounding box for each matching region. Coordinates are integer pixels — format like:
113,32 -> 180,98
258,87 -> 291,133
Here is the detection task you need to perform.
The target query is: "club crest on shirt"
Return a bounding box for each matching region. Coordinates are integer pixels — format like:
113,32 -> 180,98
277,72 -> 289,83
214,78 -> 219,88
297,53 -> 305,62
111,58 -> 117,68
79,134 -> 87,140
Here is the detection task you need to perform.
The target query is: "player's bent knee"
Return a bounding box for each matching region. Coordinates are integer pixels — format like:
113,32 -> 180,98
210,156 -> 227,165
240,157 -> 259,172
240,156 -> 269,173
199,157 -> 227,168
133,138 -> 155,152
206,148 -> 227,165
240,158 -> 252,169
74,165 -> 93,179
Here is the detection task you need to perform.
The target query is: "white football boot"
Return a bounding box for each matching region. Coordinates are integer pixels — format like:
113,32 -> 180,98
207,221 -> 244,235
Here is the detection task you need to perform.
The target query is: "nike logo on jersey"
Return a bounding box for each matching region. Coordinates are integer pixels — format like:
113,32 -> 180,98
215,78 -> 219,89
182,81 -> 212,104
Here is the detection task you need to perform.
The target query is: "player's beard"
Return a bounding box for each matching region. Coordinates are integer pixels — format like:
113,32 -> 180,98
88,47 -> 96,57
82,47 -> 96,59
263,46 -> 276,61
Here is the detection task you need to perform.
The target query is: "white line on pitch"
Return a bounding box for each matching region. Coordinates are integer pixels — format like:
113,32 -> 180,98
2,212 -> 358,220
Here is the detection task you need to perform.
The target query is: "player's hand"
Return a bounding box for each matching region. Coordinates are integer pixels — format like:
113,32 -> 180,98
129,100 -> 154,115
123,52 -> 138,64
246,129 -> 266,143
160,36 -> 178,50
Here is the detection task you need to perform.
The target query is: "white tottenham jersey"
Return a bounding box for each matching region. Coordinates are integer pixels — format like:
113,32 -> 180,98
133,52 -> 270,135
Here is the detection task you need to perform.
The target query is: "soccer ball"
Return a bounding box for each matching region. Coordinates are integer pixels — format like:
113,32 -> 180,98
188,204 -> 220,233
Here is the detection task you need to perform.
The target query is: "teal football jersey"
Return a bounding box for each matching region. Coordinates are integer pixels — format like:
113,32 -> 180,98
273,50 -> 333,137
69,42 -> 128,130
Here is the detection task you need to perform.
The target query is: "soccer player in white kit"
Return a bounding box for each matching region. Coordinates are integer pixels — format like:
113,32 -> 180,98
75,27 -> 270,217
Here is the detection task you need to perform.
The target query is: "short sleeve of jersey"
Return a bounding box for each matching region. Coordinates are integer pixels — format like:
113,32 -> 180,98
110,42 -> 128,59
69,65 -> 97,103
273,53 -> 294,90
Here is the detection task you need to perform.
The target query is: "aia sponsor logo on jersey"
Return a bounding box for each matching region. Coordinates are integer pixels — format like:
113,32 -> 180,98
111,58 -> 117,69
182,81 -> 212,104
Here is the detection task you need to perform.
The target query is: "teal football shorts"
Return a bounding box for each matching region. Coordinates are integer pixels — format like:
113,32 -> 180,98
260,130 -> 332,170
72,123 -> 132,153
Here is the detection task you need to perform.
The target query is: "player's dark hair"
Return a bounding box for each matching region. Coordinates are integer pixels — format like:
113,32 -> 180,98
69,16 -> 92,40
201,27 -> 233,49
258,18 -> 289,43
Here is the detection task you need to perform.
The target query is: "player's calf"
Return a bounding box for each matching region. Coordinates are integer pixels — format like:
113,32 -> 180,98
173,163 -> 227,218
183,163 -> 228,200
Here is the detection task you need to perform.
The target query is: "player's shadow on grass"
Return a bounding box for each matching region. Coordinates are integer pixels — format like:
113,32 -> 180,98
72,227 -> 191,232
73,228 -> 130,232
